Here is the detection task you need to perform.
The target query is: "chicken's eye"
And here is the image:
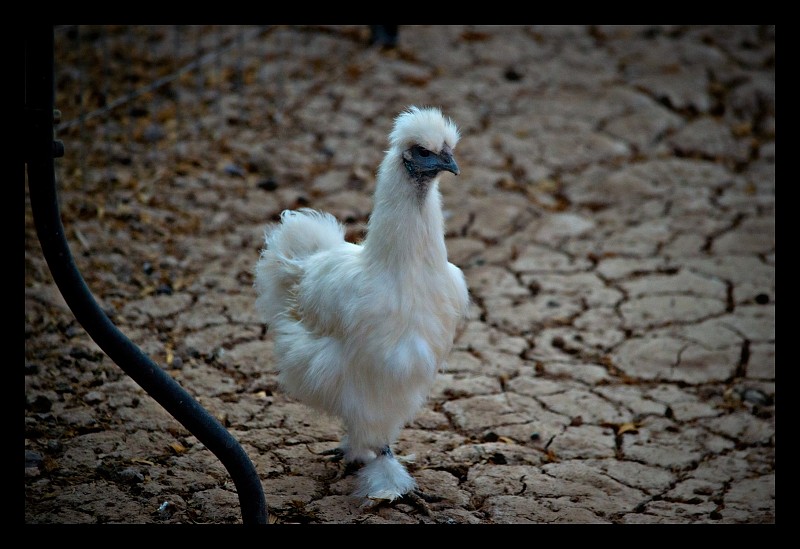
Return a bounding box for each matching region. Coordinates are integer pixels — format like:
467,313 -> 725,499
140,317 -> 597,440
417,147 -> 430,157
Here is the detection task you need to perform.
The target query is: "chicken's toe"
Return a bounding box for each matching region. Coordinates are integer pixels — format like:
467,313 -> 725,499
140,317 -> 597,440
320,447 -> 345,461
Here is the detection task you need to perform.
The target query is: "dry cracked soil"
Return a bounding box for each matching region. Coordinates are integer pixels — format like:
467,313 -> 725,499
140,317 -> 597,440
25,25 -> 775,526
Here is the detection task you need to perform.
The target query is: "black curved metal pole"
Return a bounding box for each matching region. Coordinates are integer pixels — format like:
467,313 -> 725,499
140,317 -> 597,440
24,25 -> 267,524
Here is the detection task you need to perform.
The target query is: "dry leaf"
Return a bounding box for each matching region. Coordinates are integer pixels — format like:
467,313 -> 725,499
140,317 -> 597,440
601,421 -> 640,435
534,178 -> 559,193
169,442 -> 187,454
617,422 -> 640,435
732,121 -> 752,137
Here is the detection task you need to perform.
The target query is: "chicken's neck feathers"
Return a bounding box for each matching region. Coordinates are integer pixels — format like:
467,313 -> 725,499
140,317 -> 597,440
362,155 -> 448,271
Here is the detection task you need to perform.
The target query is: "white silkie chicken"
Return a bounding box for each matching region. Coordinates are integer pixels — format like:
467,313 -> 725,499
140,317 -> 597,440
254,106 -> 469,502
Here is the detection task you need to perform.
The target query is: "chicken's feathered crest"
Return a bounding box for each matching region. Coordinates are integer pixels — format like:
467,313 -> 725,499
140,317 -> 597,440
389,106 -> 460,153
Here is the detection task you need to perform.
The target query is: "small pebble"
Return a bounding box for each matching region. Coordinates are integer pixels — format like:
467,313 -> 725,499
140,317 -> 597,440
257,178 -> 278,192
224,163 -> 245,177
118,467 -> 145,484
84,391 -> 105,404
740,388 -> 770,406
25,450 -> 44,469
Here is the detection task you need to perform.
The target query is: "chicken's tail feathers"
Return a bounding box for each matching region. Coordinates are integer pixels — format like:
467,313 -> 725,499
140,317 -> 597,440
267,209 -> 346,260
254,209 -> 345,323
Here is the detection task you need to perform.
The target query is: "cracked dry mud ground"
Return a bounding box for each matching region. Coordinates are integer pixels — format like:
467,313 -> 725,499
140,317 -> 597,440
24,25 -> 774,524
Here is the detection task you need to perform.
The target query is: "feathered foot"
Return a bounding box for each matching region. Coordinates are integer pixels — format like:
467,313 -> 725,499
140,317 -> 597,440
353,446 -> 416,502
